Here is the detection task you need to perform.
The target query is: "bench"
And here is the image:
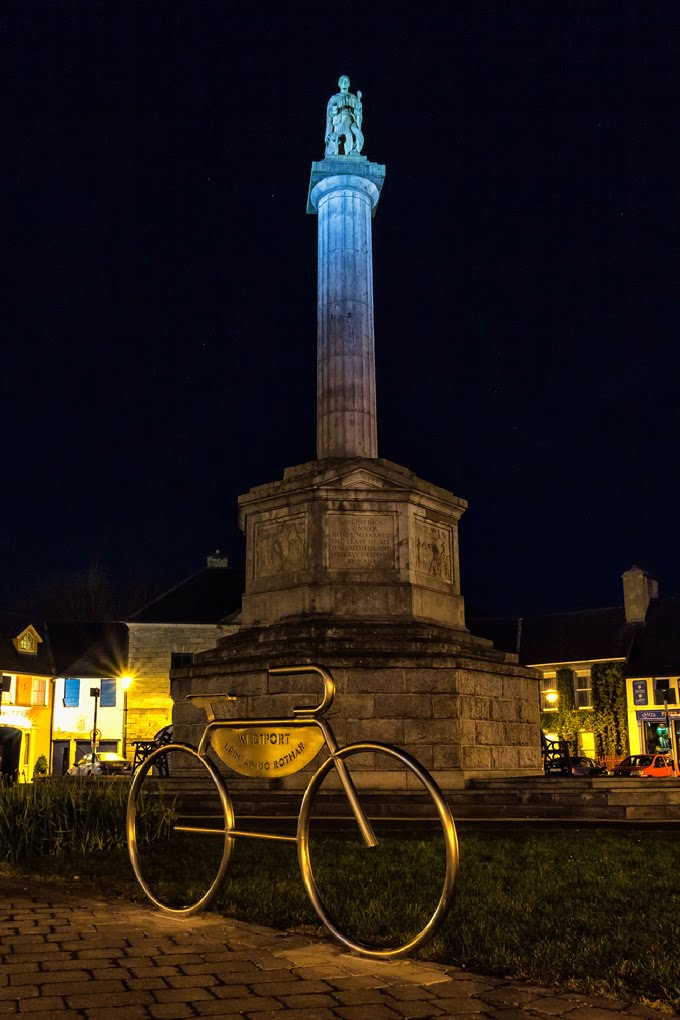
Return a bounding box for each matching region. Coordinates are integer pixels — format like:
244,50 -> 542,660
131,725 -> 173,776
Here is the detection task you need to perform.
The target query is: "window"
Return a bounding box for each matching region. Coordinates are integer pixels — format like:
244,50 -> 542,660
13,626 -> 41,654
63,678 -> 80,708
575,672 -> 592,709
540,674 -> 558,711
32,678 -> 48,707
171,652 -> 194,669
23,732 -> 30,767
1,675 -> 11,696
653,678 -> 678,706
100,679 -> 116,708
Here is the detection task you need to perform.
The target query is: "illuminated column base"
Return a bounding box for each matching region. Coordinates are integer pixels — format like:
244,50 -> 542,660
308,158 -> 386,459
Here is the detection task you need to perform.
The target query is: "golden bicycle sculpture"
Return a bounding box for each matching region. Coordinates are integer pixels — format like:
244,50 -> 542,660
127,665 -> 459,959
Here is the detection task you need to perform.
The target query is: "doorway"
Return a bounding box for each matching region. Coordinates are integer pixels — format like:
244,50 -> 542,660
0,726 -> 22,783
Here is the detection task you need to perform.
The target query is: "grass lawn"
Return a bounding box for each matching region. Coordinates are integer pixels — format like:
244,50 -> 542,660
3,826 -> 679,1012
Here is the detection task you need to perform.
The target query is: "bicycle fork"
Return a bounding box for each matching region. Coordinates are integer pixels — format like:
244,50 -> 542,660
321,725 -> 378,849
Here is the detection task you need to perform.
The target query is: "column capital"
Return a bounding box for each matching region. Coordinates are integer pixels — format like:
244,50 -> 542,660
307,157 -> 386,216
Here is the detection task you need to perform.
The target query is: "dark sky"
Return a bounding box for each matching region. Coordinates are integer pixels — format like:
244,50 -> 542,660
5,1 -> 680,617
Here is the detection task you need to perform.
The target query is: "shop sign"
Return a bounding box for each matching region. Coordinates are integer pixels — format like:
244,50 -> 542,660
632,680 -> 648,706
0,708 -> 32,729
637,709 -> 680,721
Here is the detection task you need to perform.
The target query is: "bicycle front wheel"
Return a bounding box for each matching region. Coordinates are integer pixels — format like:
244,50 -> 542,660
127,743 -> 234,915
298,742 -> 458,958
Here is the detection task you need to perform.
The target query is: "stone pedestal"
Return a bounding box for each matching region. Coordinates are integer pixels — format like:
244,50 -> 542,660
238,457 -> 466,630
172,617 -> 543,791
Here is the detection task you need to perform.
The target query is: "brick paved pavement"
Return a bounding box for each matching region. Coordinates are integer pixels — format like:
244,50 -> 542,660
0,876 -> 668,1019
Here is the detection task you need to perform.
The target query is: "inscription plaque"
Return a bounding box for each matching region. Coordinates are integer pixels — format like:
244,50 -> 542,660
412,519 -> 453,583
255,515 -> 308,578
327,513 -> 396,570
211,725 -> 326,778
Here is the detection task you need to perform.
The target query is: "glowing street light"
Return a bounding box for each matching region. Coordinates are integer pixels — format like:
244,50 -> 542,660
545,690 -> 558,706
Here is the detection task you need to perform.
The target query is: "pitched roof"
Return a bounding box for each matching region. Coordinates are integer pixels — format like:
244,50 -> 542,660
0,614 -> 129,679
519,607 -> 635,665
469,597 -> 680,676
0,613 -> 54,677
625,597 -> 680,677
128,567 -> 244,624
48,621 -> 129,678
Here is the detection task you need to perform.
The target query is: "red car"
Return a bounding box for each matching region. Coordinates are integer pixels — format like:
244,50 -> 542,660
611,753 -> 676,777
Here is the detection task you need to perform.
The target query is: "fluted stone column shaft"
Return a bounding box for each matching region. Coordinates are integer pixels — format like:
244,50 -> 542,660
311,174 -> 381,459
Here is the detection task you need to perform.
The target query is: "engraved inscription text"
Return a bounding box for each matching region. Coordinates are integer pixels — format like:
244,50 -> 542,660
327,514 -> 396,571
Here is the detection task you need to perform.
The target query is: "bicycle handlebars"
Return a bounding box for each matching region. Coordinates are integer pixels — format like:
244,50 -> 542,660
185,665 -> 336,721
268,664 -> 336,717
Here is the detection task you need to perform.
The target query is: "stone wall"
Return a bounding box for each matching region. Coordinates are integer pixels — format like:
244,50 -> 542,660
171,618 -> 542,790
126,622 -> 237,742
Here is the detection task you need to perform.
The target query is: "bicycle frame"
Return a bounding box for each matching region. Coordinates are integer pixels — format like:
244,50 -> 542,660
180,665 -> 378,848
127,664 -> 459,957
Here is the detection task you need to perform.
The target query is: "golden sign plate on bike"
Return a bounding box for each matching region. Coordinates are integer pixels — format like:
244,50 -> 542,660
210,725 -> 326,778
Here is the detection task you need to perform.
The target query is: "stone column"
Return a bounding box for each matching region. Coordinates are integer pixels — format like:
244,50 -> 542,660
308,158 -> 386,459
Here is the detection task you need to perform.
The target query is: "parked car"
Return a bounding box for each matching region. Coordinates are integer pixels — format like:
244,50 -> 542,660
68,752 -> 132,777
611,753 -> 676,777
545,755 -> 608,777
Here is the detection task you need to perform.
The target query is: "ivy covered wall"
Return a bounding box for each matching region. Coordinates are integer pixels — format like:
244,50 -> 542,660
540,662 -> 628,758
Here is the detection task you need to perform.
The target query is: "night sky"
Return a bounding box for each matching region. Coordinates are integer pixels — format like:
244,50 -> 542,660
5,2 -> 680,617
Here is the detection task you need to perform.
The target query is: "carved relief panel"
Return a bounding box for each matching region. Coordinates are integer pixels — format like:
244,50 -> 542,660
254,515 -> 308,579
411,518 -> 454,584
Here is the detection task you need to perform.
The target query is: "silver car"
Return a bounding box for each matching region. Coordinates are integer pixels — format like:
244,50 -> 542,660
68,752 -> 132,777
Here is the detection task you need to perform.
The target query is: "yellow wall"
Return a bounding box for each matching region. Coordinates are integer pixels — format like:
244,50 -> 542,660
0,673 -> 53,781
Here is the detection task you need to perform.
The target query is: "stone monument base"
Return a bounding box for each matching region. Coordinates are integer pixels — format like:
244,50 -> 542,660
238,457 -> 468,630
172,616 -> 543,790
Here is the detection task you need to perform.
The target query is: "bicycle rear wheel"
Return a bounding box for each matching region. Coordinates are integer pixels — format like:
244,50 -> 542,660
298,742 -> 458,958
127,743 -> 234,915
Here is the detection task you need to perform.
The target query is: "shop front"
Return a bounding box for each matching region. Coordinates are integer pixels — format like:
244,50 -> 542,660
635,710 -> 680,755
628,676 -> 680,765
0,704 -> 45,783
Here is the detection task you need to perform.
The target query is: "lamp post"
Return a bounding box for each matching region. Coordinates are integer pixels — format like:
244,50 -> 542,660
121,676 -> 133,760
90,687 -> 100,761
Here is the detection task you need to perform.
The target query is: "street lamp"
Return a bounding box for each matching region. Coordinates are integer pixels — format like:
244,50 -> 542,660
121,676 -> 133,760
90,687 -> 101,761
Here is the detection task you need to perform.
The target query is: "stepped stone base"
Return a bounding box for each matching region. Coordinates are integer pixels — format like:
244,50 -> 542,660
171,616 -> 543,788
138,775 -> 680,824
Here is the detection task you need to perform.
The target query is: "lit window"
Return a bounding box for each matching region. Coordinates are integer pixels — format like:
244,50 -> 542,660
32,678 -> 48,707
575,672 -> 592,709
13,627 -> 43,656
540,674 -> 558,711
100,679 -> 116,708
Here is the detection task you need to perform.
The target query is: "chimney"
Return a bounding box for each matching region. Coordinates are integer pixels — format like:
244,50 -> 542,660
206,550 -> 229,569
622,565 -> 658,624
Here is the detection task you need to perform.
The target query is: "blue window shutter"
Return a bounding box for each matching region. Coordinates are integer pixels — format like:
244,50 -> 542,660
63,679 -> 80,708
100,679 -> 116,708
